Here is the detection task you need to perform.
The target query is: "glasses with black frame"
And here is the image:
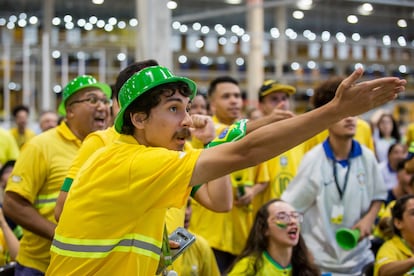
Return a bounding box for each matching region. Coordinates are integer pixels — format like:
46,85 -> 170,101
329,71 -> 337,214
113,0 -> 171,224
69,94 -> 113,107
272,211 -> 304,224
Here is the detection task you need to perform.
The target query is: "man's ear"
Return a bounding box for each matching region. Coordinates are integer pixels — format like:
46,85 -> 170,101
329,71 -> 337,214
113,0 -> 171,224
131,113 -> 146,129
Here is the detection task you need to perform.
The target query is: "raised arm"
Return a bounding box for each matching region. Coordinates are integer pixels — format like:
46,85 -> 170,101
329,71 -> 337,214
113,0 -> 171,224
190,69 -> 406,186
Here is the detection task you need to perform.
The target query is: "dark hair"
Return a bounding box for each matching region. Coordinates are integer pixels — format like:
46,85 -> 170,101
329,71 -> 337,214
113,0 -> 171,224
120,82 -> 193,135
0,160 -> 16,178
377,113 -> 401,142
114,59 -> 159,102
396,159 -> 407,172
387,142 -> 404,157
312,76 -> 344,109
12,105 -> 30,117
392,194 -> 414,237
227,199 -> 320,276
207,76 -> 238,98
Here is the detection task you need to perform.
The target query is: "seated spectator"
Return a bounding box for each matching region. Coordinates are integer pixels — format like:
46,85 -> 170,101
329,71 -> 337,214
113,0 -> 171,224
373,113 -> 401,163
227,199 -> 320,275
378,143 -> 407,191
374,195 -> 414,275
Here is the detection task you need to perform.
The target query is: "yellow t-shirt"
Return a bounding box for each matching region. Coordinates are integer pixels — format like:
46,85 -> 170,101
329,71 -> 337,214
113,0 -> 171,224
6,122 -> 82,272
264,143 -> 304,200
228,252 -> 292,276
0,128 -> 19,167
65,126 -> 119,181
9,127 -> 36,149
47,135 -> 201,276
405,123 -> 414,147
180,233 -> 220,276
0,231 -> 9,265
189,116 -> 253,255
374,235 -> 414,276
303,118 -> 374,153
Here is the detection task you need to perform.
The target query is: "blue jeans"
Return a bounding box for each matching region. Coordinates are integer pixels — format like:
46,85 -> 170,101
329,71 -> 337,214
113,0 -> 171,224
14,263 -> 44,276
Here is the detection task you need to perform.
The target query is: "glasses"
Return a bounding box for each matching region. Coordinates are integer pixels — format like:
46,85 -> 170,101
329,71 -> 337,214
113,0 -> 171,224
69,95 -> 112,107
273,211 -> 304,224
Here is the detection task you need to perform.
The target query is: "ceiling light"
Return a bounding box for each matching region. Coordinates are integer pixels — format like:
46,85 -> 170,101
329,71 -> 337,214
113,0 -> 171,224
358,3 -> 373,16
226,0 -> 242,4
293,10 -> 304,19
167,1 -> 177,10
92,0 -> 104,4
347,15 -> 358,24
297,0 -> 313,10
397,19 -> 407,28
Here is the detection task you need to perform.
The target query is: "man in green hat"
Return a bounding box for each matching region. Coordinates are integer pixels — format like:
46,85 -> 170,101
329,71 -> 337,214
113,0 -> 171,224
3,75 -> 111,275
47,65 -> 406,275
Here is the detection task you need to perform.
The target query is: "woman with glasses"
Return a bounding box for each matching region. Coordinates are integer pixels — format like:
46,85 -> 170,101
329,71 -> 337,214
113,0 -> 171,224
227,199 -> 320,276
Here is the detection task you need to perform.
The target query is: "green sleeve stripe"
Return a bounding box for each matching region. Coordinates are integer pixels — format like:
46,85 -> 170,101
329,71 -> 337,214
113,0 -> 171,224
190,184 -> 203,197
61,178 -> 73,192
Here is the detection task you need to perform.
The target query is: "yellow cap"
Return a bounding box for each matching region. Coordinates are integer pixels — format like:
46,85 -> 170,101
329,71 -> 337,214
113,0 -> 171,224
259,80 -> 296,98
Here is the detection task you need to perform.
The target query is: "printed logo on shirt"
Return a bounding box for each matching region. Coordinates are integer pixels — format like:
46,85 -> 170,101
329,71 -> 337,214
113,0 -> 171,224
280,156 -> 288,167
11,175 -> 22,183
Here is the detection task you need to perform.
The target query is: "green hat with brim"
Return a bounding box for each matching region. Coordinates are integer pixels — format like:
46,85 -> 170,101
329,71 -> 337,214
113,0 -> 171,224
58,75 -> 112,116
114,66 -> 197,133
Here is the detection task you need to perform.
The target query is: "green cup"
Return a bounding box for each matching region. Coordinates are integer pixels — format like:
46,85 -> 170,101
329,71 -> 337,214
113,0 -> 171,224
335,228 -> 360,250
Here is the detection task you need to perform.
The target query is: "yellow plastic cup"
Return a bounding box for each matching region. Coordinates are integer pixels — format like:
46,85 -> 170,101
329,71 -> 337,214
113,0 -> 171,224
335,228 -> 360,250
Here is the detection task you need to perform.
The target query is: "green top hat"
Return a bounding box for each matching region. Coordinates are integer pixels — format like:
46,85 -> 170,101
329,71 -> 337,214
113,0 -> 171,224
114,66 -> 197,133
58,75 -> 112,116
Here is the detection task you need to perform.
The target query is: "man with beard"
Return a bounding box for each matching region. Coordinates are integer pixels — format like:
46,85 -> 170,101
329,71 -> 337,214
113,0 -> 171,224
47,66 -> 405,275
3,75 -> 112,275
282,76 -> 387,275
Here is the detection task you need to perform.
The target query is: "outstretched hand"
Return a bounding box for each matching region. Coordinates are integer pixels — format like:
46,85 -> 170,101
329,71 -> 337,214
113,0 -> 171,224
331,68 -> 406,117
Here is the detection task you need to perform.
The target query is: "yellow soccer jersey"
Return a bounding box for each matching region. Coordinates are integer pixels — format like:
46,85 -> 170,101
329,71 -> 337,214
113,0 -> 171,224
180,233 -> 220,276
9,127 -> 36,149
47,135 -> 201,276
6,122 -> 82,272
303,118 -> 374,153
374,236 -> 414,276
0,128 -> 19,167
65,126 -> 119,182
405,123 -> 414,147
0,231 -> 9,266
228,252 -> 292,276
251,162 -> 270,216
189,116 -> 253,255
265,143 -> 304,200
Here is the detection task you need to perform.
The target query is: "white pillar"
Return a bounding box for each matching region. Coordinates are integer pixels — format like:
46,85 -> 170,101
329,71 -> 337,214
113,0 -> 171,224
246,0 -> 264,108
135,0 -> 172,68
274,6 -> 288,79
41,0 -> 54,111
2,29 -> 12,128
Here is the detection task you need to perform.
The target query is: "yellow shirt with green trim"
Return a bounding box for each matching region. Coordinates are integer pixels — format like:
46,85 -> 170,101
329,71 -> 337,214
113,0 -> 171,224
47,135 -> 201,276
228,252 -> 292,276
6,121 -> 82,272
9,127 -> 36,149
374,235 -> 414,276
0,127 -> 19,167
189,116 -> 253,255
